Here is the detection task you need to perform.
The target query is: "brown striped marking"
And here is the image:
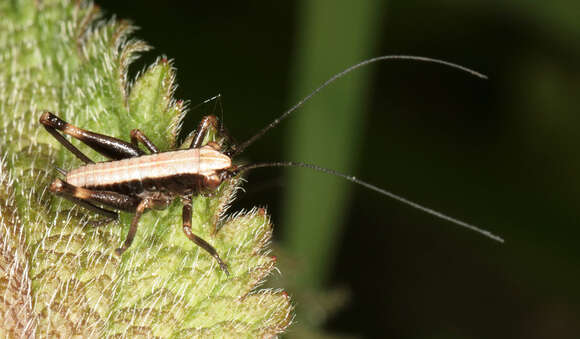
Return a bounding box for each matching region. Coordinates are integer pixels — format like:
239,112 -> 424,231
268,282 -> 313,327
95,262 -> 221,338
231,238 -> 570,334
65,145 -> 231,192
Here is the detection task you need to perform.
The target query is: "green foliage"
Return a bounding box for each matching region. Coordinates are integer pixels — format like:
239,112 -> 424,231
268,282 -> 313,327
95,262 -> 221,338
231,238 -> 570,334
0,0 -> 292,337
283,0 -> 384,288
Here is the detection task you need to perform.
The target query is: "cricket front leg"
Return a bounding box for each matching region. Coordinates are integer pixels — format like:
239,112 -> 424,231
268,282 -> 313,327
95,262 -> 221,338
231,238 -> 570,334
130,129 -> 160,153
190,116 -> 220,149
182,198 -> 229,275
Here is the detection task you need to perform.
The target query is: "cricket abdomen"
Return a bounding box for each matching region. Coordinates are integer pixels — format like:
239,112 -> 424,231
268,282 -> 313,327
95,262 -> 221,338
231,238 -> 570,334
65,146 -> 231,195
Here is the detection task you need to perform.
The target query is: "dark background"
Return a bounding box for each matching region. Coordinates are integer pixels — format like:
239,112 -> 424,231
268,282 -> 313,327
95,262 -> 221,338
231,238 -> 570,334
98,1 -> 580,338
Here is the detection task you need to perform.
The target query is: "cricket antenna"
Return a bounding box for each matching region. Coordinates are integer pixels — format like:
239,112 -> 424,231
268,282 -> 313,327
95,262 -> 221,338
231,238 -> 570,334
230,55 -> 487,157
235,162 -> 504,243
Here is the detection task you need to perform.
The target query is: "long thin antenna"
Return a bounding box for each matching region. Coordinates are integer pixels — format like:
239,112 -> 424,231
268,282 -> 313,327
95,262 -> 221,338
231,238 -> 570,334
231,55 -> 487,157
236,162 -> 504,243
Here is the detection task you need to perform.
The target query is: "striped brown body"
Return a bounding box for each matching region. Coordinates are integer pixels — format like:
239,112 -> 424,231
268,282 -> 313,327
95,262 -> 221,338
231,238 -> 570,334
41,111 -> 235,273
66,145 -> 231,196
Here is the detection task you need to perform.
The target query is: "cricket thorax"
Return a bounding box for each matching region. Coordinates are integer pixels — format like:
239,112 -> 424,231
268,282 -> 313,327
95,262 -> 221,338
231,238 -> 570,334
65,145 -> 232,194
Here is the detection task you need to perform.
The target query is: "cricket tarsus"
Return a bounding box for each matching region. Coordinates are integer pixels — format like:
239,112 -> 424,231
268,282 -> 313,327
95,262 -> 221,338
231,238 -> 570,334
231,55 -> 487,157
236,162 -> 504,243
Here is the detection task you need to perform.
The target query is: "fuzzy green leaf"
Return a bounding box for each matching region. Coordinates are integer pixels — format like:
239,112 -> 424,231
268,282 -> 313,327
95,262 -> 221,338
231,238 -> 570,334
0,0 -> 292,337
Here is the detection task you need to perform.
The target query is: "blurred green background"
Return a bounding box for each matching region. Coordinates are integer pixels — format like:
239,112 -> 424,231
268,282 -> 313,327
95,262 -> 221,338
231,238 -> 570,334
98,1 -> 580,338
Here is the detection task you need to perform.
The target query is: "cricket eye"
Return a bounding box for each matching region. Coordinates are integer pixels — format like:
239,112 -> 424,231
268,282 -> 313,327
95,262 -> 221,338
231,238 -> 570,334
203,174 -> 221,190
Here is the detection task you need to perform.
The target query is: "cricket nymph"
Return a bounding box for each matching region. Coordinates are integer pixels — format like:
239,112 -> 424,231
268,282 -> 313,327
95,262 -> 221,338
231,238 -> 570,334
41,56 -> 504,279
41,111 -> 235,275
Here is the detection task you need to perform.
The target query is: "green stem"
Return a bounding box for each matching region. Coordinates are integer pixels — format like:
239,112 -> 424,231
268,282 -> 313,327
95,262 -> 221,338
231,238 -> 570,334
282,0 -> 386,289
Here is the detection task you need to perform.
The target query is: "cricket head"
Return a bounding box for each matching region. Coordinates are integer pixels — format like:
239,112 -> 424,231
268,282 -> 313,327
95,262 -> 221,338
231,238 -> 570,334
197,143 -> 233,191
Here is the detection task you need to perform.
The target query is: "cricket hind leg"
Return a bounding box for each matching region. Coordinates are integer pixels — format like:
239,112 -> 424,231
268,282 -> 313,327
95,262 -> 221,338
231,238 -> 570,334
40,111 -> 144,162
182,198 -> 229,275
50,178 -> 140,219
66,196 -> 118,220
